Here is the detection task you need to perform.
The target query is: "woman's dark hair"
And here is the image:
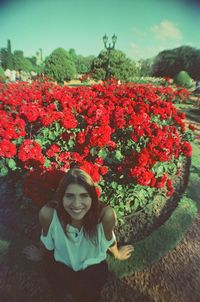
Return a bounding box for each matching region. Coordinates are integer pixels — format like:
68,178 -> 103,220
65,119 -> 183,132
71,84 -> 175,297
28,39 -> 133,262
50,167 -> 101,242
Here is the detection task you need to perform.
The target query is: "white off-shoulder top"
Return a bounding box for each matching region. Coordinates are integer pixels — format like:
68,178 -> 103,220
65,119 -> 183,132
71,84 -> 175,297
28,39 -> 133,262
40,209 -> 116,271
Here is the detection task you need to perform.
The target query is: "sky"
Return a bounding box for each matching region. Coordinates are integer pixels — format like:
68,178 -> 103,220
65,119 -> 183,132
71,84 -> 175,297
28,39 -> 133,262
0,0 -> 200,61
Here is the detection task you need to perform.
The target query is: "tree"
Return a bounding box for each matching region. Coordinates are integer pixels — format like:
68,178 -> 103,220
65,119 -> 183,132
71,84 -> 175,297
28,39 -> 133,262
7,39 -> 12,54
44,48 -> 77,83
12,50 -> 34,72
151,49 -> 178,78
187,49 -> 200,80
68,48 -> 77,63
138,58 -> 153,77
0,39 -> 14,70
73,54 -> 95,75
151,45 -> 200,79
91,50 -> 137,81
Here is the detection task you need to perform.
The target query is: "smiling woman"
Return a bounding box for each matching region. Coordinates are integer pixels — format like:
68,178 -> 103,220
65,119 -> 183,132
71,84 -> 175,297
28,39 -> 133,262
23,167 -> 134,302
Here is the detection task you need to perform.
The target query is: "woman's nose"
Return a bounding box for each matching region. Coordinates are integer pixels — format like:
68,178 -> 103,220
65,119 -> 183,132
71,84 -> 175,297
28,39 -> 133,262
73,197 -> 82,207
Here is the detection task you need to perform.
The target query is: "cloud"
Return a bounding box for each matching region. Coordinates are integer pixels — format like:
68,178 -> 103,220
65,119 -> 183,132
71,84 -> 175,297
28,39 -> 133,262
132,27 -> 146,37
130,42 -> 140,50
151,20 -> 183,41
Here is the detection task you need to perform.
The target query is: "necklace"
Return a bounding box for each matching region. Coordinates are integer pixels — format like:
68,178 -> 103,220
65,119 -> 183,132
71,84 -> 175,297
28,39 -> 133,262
66,225 -> 81,238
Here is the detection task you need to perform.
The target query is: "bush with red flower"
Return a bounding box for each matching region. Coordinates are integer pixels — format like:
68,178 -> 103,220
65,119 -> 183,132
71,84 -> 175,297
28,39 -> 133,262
0,80 -> 193,222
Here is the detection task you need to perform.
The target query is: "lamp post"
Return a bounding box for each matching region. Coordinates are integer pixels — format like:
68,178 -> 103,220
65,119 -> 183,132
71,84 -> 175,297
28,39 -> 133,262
103,34 -> 117,80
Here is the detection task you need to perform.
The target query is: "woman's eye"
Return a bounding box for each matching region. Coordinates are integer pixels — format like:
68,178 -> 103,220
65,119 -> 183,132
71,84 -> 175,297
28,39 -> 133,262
65,194 -> 73,198
81,193 -> 89,198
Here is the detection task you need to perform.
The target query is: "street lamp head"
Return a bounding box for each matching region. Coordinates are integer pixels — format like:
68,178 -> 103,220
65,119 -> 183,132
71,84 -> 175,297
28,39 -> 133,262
112,34 -> 117,46
103,34 -> 108,46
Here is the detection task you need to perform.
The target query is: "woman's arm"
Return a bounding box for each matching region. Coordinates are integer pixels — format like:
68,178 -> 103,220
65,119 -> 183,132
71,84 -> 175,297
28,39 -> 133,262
101,206 -> 134,260
23,205 -> 54,261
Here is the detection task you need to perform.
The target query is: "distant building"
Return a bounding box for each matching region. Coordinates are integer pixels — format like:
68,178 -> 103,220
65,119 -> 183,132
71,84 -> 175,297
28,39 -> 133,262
35,48 -> 43,66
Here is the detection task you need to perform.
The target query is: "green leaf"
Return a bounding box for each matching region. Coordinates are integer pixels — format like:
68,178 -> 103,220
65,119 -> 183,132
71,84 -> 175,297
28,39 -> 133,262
55,122 -> 61,133
90,147 -> 97,156
44,158 -> 51,168
111,181 -> 118,189
13,137 -> 23,145
35,139 -> 43,145
7,158 -> 16,170
115,150 -> 123,161
131,199 -> 139,212
0,166 -> 9,176
68,139 -> 75,148
98,149 -> 108,159
49,131 -> 56,140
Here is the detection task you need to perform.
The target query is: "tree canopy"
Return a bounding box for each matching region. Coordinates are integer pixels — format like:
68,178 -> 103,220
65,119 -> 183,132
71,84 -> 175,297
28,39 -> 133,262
151,46 -> 200,80
44,48 -> 77,83
91,49 -> 138,81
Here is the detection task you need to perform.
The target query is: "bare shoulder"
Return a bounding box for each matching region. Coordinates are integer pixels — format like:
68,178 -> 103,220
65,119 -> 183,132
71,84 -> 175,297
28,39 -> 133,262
101,206 -> 117,240
101,206 -> 116,223
39,205 -> 54,235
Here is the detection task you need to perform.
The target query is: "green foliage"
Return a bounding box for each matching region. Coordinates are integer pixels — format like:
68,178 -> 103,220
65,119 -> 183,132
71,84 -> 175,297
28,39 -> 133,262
91,49 -> 137,81
44,48 -> 77,83
138,58 -> 153,77
0,48 -> 14,70
75,54 -> 95,74
151,45 -> 200,80
0,67 -> 6,82
12,50 -> 34,72
174,70 -> 192,88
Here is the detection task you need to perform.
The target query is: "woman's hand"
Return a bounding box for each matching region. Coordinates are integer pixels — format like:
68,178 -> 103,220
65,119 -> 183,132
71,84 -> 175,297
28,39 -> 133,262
115,245 -> 134,261
23,245 -> 43,262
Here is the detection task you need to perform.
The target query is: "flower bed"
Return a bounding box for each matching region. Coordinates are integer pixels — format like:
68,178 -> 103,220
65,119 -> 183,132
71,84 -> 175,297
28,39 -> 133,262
0,80 -> 193,226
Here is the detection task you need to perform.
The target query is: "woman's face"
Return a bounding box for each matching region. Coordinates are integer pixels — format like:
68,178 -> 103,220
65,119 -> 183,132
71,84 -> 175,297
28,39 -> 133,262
62,183 -> 92,222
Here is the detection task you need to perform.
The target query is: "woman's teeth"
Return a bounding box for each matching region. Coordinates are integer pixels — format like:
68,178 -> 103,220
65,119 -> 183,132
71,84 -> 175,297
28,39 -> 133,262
71,209 -> 83,213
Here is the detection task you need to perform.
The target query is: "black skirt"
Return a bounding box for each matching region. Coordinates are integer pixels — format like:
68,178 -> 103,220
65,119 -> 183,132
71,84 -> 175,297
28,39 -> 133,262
44,251 -> 108,302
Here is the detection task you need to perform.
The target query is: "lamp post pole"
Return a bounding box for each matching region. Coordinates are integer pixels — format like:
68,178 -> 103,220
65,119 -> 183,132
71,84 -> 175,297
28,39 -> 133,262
103,34 -> 117,80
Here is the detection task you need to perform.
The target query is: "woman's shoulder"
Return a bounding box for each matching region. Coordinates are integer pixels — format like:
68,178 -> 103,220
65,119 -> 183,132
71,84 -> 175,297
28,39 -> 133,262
100,205 -> 116,222
39,204 -> 55,233
99,205 -> 116,240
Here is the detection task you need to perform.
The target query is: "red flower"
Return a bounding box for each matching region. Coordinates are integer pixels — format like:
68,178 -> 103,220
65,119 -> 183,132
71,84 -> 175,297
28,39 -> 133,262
62,110 -> 78,129
18,139 -> 45,165
188,124 -> 196,131
130,166 -> 154,186
181,141 -> 192,156
76,131 -> 86,144
100,166 -> 109,175
155,174 -> 167,189
80,161 -> 100,183
89,125 -> 112,147
166,179 -> 174,196
0,139 -> 17,158
46,144 -> 60,157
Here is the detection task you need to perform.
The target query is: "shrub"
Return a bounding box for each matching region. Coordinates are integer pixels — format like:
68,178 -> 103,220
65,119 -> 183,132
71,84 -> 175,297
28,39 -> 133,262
174,70 -> 192,88
0,81 -> 193,222
91,50 -> 137,81
44,48 -> 77,83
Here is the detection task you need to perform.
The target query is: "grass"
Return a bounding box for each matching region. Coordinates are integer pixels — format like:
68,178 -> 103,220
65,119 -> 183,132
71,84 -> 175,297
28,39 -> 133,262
108,100 -> 200,278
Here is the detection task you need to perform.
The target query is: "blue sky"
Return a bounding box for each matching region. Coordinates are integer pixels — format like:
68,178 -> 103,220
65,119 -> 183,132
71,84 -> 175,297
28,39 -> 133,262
0,0 -> 200,60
